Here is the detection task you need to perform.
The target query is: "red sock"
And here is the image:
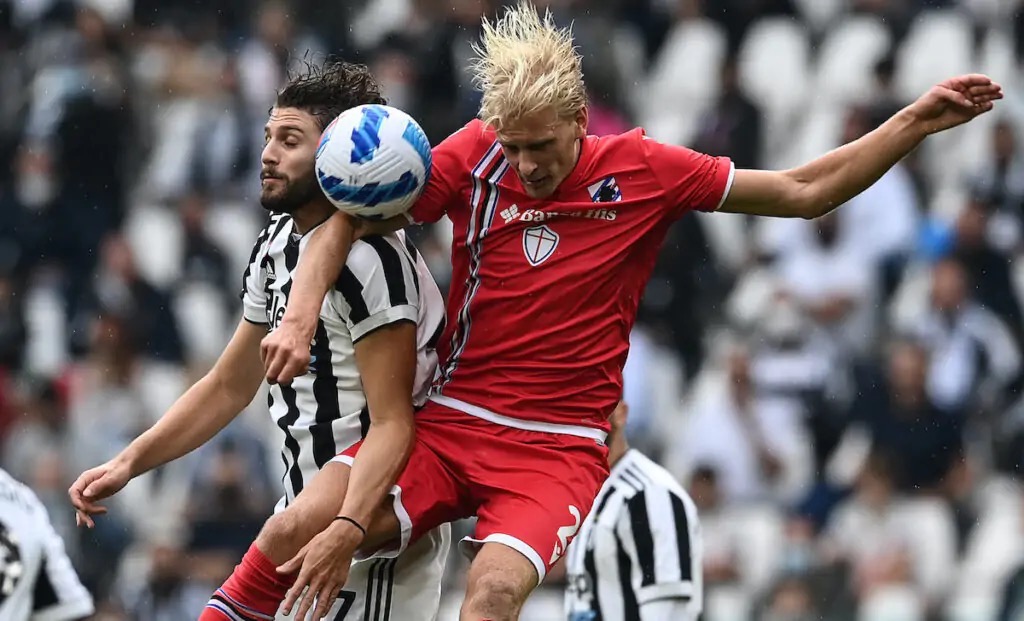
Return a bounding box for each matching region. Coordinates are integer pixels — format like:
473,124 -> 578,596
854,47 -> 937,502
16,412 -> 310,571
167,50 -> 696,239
199,543 -> 295,620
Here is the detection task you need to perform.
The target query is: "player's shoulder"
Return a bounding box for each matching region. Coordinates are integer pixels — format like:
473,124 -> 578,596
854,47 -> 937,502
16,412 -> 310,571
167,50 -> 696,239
439,119 -> 491,152
581,127 -> 651,176
253,213 -> 293,250
0,469 -> 44,517
616,450 -> 687,497
347,232 -> 410,279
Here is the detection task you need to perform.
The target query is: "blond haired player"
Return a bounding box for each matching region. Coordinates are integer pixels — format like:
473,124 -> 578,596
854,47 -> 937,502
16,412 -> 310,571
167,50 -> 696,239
211,3 -> 1001,620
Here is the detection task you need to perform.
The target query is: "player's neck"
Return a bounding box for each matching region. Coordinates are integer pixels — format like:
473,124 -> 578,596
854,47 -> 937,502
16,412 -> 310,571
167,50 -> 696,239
291,201 -> 335,235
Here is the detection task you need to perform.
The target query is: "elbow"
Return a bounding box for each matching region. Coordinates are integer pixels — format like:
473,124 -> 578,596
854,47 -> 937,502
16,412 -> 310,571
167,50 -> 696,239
780,170 -> 826,219
794,186 -> 833,220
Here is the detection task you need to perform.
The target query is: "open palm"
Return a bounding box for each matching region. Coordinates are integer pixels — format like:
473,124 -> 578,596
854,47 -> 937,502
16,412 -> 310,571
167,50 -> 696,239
909,74 -> 1003,135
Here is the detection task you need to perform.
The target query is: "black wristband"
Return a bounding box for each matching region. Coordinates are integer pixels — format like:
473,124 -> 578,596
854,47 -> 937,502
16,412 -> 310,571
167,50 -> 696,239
333,515 -> 367,537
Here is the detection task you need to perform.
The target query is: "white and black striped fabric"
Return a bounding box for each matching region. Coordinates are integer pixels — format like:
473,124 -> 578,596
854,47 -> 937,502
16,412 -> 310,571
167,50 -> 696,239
0,469 -> 94,621
241,214 -> 445,509
565,449 -> 702,621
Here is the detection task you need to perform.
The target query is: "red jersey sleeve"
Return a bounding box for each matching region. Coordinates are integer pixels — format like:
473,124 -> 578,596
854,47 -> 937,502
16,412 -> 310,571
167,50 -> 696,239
640,134 -> 734,218
408,122 -> 480,225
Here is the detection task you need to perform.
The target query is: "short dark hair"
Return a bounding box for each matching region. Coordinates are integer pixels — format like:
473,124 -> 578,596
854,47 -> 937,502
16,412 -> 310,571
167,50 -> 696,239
274,59 -> 387,131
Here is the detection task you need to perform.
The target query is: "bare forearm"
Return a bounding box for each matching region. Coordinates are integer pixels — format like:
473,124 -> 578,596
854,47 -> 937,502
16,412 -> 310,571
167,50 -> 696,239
789,108 -> 925,217
121,375 -> 251,477
338,417 -> 414,527
282,212 -> 357,339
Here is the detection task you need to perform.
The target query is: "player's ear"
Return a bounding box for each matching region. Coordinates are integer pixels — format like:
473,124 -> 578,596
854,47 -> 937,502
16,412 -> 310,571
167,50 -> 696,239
574,107 -> 588,139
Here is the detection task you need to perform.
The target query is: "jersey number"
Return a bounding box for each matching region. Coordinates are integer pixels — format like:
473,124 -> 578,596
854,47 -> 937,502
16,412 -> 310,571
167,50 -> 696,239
332,590 -> 355,620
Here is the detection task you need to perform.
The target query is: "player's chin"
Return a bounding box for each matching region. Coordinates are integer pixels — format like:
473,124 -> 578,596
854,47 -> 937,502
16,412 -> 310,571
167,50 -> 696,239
523,182 -> 555,199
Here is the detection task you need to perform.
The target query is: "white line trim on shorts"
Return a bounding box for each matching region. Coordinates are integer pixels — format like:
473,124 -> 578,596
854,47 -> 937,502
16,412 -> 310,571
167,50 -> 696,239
430,395 -> 608,442
713,162 -> 736,212
461,533 -> 547,583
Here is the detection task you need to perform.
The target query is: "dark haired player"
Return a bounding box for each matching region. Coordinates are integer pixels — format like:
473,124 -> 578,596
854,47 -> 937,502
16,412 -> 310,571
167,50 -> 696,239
69,61 -> 450,621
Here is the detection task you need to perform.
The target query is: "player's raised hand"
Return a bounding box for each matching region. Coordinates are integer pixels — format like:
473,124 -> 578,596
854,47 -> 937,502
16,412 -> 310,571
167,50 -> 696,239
261,322 -> 312,385
68,459 -> 130,528
907,74 -> 1003,134
278,521 -> 361,620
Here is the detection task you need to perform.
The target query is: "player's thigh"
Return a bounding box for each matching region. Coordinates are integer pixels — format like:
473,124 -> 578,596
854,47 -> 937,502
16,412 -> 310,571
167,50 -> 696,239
259,461 -> 352,557
275,524 -> 451,621
338,423 -> 471,559
461,431 -> 608,582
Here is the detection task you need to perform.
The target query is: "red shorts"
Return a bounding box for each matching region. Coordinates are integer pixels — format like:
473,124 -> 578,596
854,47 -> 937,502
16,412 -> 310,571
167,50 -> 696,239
336,400 -> 609,580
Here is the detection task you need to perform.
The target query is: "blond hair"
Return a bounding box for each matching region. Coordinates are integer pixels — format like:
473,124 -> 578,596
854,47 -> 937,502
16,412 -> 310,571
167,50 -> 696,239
471,1 -> 586,130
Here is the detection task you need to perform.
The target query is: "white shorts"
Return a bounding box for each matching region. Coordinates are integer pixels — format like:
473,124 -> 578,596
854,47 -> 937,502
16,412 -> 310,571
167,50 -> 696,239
275,523 -> 450,621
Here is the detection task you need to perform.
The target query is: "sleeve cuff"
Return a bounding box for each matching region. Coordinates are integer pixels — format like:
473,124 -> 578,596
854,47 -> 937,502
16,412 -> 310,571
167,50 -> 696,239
351,305 -> 418,342
637,581 -> 695,605
242,301 -> 267,325
710,161 -> 736,212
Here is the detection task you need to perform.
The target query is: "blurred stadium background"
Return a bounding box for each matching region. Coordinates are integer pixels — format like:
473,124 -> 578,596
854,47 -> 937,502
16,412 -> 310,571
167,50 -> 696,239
4,0 -> 1024,619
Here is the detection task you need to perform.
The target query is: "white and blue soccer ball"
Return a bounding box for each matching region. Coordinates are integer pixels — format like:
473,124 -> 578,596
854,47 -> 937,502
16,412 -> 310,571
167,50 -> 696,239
315,104 -> 432,220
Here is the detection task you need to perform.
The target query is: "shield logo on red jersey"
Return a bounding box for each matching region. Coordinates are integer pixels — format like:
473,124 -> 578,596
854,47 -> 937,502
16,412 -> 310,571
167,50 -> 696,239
523,225 -> 559,266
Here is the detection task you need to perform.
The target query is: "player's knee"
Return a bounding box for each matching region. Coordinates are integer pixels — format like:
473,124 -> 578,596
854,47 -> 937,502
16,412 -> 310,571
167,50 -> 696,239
257,509 -> 310,554
465,571 -> 527,619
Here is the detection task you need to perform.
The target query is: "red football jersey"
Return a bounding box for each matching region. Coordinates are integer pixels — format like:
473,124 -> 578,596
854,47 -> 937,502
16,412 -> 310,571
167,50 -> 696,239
411,119 -> 733,435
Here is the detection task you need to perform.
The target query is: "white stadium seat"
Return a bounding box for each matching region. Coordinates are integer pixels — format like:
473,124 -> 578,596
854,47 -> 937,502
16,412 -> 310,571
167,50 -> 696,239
640,18 -> 727,145
205,200 -> 267,285
815,16 -> 893,105
894,10 -> 974,103
124,203 -> 184,290
792,0 -> 845,33
738,17 -> 811,167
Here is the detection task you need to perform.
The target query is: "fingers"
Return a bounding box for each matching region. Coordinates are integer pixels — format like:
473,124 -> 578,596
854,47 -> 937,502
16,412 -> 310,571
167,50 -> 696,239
312,586 -> 339,621
292,578 -> 319,621
261,335 -> 309,385
277,549 -> 304,576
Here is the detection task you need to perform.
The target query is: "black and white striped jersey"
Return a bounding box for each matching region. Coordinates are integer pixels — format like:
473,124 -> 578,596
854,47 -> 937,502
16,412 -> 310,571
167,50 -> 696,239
565,449 -> 702,621
0,469 -> 94,621
241,214 -> 445,509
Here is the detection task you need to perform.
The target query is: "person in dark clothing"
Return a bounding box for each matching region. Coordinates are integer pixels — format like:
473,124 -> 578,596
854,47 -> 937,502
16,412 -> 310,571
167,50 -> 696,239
848,338 -> 965,494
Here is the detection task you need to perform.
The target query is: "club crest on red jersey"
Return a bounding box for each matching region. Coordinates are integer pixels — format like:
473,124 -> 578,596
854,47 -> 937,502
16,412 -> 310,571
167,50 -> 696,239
587,176 -> 622,203
523,225 -> 559,266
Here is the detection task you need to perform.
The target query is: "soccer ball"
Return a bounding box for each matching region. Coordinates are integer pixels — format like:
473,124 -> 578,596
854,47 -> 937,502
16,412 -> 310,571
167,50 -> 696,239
315,104 -> 432,220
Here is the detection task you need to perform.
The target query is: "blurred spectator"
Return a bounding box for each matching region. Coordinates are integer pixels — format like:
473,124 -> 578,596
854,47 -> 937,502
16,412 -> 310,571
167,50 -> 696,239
178,193 -> 233,310
637,212 -> 717,382
821,450 -> 958,618
690,464 -> 786,619
900,258 -> 1022,414
774,211 -> 879,361
66,313 -> 150,473
186,434 -> 274,559
951,196 -> 1024,342
70,233 -> 184,364
968,119 -> 1024,243
1,376 -> 69,483
693,55 -> 763,170
671,344 -> 814,505
761,574 -> 821,621
116,541 -> 211,621
832,339 -> 966,495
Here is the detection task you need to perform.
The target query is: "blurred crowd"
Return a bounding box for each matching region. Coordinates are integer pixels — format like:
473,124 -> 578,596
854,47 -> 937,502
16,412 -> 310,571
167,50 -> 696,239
4,0 -> 1024,619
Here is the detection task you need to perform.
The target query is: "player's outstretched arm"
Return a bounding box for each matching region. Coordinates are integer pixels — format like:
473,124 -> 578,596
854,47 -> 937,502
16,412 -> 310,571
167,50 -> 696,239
720,74 -> 1003,219
278,320 -> 417,621
69,318 -> 267,527
262,212 -> 407,384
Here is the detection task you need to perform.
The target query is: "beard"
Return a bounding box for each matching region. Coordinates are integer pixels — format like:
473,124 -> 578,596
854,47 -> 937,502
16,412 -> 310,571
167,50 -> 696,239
260,169 -> 321,214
